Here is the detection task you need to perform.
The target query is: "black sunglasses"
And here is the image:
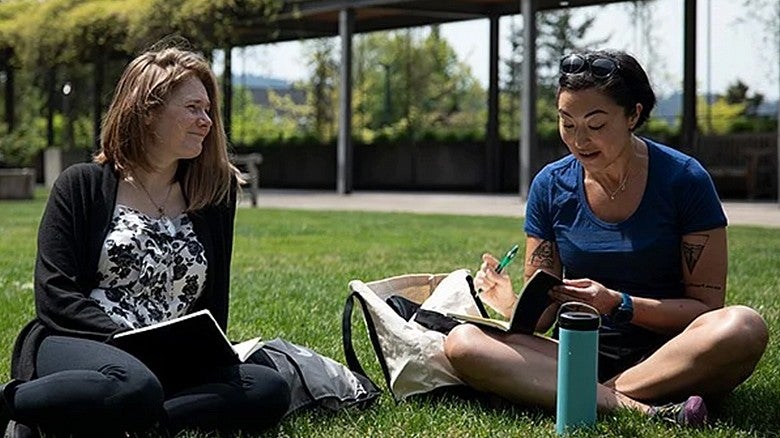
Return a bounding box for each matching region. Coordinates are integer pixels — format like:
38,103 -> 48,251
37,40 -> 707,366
560,54 -> 619,78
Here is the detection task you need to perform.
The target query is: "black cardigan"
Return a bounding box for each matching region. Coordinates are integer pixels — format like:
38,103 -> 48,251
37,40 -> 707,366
11,163 -> 237,380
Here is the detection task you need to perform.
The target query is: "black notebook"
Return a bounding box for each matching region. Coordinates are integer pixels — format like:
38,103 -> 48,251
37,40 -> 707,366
112,309 -> 263,376
447,269 -> 562,334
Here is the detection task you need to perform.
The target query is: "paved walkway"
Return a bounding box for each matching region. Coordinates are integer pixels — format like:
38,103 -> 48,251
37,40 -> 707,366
242,189 -> 780,228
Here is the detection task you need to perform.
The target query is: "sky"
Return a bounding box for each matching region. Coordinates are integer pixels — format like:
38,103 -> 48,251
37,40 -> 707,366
219,0 -> 779,100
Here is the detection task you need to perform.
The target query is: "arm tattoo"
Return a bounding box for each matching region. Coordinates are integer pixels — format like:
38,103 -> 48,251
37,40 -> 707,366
529,240 -> 554,268
682,234 -> 709,274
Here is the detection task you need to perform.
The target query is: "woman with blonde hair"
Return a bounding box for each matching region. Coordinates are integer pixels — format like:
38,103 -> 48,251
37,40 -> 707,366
1,45 -> 290,437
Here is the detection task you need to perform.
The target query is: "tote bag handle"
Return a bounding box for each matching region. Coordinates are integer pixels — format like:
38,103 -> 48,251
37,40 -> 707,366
342,291 -> 393,393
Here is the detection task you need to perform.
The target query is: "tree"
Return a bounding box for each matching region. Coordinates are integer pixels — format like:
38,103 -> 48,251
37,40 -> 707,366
622,1 -> 669,89
296,28 -> 484,144
502,7 -> 606,139
231,85 -> 310,145
302,38 -> 339,142
696,79 -> 776,134
0,0 -> 285,158
500,17 -> 522,140
535,8 -> 607,91
725,80 -> 764,116
740,0 -> 779,94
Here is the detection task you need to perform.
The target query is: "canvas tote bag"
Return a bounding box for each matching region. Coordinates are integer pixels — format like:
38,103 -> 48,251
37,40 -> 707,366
342,269 -> 485,401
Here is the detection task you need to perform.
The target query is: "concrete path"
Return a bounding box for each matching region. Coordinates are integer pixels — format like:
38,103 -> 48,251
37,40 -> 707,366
242,189 -> 780,229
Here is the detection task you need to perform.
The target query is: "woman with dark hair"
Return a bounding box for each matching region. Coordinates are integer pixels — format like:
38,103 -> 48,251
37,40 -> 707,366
444,49 -> 768,426
1,45 -> 290,437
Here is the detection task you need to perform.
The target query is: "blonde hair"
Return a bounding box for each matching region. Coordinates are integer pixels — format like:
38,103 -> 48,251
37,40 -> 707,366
96,46 -> 240,211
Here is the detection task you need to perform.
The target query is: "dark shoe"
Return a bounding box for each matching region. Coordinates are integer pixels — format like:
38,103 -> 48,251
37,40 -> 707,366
650,395 -> 708,427
4,421 -> 37,438
0,383 -> 10,436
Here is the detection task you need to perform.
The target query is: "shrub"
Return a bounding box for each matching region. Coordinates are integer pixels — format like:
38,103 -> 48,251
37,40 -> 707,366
0,124 -> 46,168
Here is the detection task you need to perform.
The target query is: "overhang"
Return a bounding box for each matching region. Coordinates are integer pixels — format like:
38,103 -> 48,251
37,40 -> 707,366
234,0 -> 628,45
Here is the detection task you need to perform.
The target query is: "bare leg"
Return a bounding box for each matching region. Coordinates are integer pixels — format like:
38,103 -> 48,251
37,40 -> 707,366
444,324 -> 650,413
605,305 -> 768,401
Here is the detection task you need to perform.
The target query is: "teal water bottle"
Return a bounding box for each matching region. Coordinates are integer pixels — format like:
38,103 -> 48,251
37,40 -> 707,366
556,303 -> 600,435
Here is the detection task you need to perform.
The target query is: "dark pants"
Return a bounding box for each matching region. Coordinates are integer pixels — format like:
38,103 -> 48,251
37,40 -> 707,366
6,336 -> 290,436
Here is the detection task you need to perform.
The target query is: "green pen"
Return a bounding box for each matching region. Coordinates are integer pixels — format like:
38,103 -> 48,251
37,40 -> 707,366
494,244 -> 520,274
478,244 -> 519,293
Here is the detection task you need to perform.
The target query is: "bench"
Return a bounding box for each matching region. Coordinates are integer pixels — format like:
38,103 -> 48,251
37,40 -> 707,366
694,134 -> 777,199
231,153 -> 263,206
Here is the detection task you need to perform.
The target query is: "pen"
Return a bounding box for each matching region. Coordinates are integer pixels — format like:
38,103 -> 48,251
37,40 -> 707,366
494,244 -> 520,274
477,244 -> 519,293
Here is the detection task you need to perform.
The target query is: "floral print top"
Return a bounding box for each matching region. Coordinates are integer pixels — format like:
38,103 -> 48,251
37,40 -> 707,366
89,205 -> 207,329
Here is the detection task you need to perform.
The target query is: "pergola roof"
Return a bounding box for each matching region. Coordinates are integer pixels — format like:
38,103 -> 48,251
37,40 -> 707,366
234,0 -> 627,45
221,0 -> 700,197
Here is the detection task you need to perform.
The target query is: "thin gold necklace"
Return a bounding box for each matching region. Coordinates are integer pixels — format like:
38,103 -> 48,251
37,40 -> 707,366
601,138 -> 638,201
605,171 -> 630,200
134,176 -> 173,218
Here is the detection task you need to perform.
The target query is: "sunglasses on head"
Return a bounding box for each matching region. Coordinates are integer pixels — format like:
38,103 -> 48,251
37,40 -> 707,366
560,54 -> 619,78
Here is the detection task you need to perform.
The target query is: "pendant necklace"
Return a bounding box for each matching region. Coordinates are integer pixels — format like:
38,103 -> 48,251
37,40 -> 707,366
606,171 -> 630,200
601,138 -> 636,201
134,176 -> 173,218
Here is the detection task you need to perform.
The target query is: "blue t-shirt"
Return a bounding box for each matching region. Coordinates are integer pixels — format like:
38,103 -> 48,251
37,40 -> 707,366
524,138 -> 727,300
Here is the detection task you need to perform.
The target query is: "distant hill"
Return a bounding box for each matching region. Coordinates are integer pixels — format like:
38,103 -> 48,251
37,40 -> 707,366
654,92 -> 778,125
231,73 -> 306,106
654,93 -> 683,125
232,74 -> 293,90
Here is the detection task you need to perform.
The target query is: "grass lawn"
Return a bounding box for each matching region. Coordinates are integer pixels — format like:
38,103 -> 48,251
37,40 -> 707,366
1,190 -> 778,437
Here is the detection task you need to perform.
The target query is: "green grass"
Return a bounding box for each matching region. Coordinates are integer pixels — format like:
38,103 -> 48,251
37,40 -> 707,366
1,191 -> 779,437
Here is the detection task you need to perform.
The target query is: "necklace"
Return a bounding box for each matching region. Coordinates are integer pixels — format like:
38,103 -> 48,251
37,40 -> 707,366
133,176 -> 173,217
599,138 -> 637,201
605,171 -> 630,200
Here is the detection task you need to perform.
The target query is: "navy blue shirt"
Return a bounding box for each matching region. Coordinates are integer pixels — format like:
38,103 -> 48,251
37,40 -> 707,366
524,138 -> 727,300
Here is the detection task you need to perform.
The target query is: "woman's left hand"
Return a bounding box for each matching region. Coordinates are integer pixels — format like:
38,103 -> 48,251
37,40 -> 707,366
549,278 -> 620,314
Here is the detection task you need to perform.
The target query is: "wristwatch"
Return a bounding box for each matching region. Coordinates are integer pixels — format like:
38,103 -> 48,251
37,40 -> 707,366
610,292 -> 634,325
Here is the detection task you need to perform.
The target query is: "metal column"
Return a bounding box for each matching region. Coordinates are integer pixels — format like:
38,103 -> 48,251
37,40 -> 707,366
520,0 -> 538,200
682,0 -> 697,152
486,14 -> 500,192
337,8 -> 355,194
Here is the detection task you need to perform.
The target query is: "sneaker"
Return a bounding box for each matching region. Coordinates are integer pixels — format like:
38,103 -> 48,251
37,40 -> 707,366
0,383 -> 9,435
5,420 -> 37,438
650,395 -> 708,427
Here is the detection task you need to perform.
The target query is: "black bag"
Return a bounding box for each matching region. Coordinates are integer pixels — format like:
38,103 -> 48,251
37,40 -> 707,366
248,338 -> 381,417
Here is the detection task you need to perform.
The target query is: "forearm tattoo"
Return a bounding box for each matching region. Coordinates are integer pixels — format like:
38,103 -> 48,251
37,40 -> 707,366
682,234 -> 709,274
529,240 -> 554,268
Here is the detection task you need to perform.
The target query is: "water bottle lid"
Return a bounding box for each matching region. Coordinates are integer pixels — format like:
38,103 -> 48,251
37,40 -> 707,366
558,311 -> 600,331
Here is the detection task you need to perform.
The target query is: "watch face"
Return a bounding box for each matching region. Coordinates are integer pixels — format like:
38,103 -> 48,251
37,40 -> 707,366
612,308 -> 633,325
611,293 -> 633,325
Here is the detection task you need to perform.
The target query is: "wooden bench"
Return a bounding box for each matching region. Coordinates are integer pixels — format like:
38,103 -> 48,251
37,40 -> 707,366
694,134 -> 777,199
231,153 -> 263,206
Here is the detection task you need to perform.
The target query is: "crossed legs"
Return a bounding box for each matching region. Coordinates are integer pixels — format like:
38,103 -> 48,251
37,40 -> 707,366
444,305 -> 768,413
6,336 -> 290,435
603,305 -> 768,401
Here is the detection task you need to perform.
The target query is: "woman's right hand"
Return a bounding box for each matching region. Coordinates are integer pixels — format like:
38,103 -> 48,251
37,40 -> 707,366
475,253 -> 517,318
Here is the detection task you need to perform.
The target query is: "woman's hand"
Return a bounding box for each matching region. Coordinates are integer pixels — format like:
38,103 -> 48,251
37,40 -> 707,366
475,253 -> 517,318
549,278 -> 621,315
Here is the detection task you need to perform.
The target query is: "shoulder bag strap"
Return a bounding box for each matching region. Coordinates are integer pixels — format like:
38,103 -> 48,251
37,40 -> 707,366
342,291 -> 392,393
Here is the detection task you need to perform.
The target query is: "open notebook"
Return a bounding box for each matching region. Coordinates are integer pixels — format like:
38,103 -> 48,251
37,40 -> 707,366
447,269 -> 562,334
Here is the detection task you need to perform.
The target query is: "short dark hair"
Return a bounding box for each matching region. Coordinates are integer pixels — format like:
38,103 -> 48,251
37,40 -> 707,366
557,50 -> 656,131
